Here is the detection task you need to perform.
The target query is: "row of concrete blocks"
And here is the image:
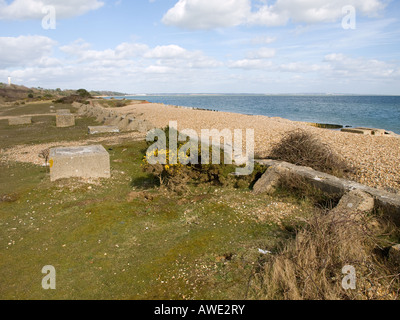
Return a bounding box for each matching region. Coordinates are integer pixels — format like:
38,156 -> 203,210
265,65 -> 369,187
73,103 -> 154,133
254,159 -> 400,226
8,109 -> 75,128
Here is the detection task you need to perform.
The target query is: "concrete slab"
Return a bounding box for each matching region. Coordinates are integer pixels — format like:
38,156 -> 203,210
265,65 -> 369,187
255,159 -> 400,225
331,189 -> 375,216
341,127 -> 386,136
49,145 -> 111,181
88,126 -> 120,135
57,109 -> 71,115
8,117 -> 32,126
56,114 -> 75,128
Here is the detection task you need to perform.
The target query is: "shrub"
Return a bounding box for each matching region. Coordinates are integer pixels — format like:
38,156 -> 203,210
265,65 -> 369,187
250,209 -> 400,300
141,126 -> 265,193
268,129 -> 353,177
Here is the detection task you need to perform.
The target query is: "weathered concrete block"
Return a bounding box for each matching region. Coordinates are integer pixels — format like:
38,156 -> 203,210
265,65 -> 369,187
117,116 -> 131,131
8,117 -> 32,126
332,190 -> 375,216
56,114 -> 75,128
126,119 -> 155,133
253,165 -> 288,195
57,109 -> 71,115
255,159 -> 400,225
104,115 -> 119,125
341,127 -> 386,136
49,145 -> 111,181
88,126 -> 120,135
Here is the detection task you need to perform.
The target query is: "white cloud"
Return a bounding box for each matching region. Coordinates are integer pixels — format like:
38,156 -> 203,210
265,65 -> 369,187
0,35 -> 56,68
60,40 -> 149,62
0,0 -> 104,20
323,53 -> 400,79
162,0 -> 249,29
162,0 -> 387,29
246,47 -> 276,59
228,59 -> 273,69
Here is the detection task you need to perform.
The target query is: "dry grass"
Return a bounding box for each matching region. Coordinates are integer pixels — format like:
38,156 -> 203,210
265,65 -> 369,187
250,210 -> 400,300
268,129 -> 353,177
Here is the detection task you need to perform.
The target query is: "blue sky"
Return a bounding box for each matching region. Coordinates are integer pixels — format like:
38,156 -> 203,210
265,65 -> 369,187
0,0 -> 399,94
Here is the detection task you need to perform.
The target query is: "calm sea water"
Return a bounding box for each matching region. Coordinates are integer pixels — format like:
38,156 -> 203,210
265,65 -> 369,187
117,95 -> 400,134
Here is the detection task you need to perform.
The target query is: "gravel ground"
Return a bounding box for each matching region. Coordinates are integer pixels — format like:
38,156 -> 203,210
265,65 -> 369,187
118,103 -> 400,193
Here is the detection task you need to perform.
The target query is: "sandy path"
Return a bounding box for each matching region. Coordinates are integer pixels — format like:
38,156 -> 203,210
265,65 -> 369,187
1,132 -> 145,166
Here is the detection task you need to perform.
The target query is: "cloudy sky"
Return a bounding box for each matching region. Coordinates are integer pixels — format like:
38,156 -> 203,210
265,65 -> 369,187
0,0 -> 399,94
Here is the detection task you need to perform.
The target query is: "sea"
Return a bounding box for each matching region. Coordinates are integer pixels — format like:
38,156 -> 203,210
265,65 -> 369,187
111,95 -> 400,134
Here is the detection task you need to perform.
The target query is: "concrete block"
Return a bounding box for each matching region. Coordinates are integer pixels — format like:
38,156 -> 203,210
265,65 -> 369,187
88,126 -> 120,135
127,119 -> 154,133
57,109 -> 71,115
104,115 -> 119,125
49,145 -> 111,181
8,117 -> 32,126
341,127 -> 386,136
332,190 -> 375,216
255,159 -> 400,225
253,165 -> 288,195
117,116 -> 130,131
56,114 -> 75,128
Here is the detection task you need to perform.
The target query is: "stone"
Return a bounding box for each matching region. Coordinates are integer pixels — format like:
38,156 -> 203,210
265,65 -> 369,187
8,117 -> 32,126
88,126 -> 120,135
117,116 -> 130,131
104,115 -> 119,126
255,159 -> 400,225
56,114 -> 75,128
49,145 -> 111,182
57,109 -> 71,115
253,165 -> 288,195
332,189 -> 375,215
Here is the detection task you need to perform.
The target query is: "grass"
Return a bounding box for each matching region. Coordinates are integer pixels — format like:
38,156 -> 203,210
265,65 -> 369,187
0,103 -> 100,149
0,101 -> 314,300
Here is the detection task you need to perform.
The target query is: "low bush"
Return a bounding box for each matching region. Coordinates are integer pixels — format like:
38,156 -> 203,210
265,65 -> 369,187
269,129 -> 353,177
141,126 -> 266,193
251,209 -> 400,300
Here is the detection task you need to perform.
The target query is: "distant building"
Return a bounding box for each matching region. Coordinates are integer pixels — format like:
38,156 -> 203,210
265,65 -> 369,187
7,76 -> 11,86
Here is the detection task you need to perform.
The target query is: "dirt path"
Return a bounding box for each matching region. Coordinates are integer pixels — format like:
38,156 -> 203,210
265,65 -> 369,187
1,131 -> 146,166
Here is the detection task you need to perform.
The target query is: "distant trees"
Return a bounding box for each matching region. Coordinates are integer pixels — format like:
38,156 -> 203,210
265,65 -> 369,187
76,89 -> 91,98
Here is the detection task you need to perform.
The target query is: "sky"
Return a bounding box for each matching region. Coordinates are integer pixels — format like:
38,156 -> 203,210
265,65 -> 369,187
0,0 -> 399,94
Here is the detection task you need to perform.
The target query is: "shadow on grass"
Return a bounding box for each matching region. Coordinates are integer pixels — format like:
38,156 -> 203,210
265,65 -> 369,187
131,174 -> 160,190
